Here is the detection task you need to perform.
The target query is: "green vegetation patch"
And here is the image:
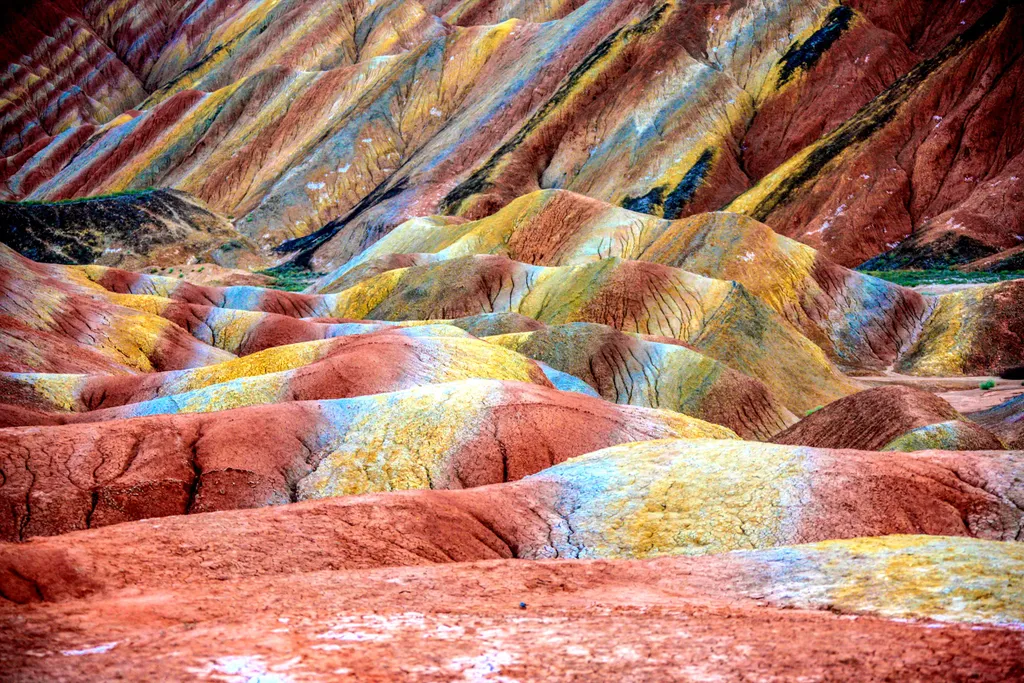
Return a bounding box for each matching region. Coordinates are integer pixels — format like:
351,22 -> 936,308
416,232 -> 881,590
861,270 -> 1024,287
6,188 -> 158,206
258,264 -> 324,292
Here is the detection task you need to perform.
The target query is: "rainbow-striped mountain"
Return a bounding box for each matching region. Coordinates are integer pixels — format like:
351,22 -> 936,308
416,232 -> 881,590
1,1 -> 1023,679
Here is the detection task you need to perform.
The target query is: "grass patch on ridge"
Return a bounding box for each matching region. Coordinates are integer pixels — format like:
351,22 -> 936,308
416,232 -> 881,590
861,270 -> 1024,287
258,264 -> 324,292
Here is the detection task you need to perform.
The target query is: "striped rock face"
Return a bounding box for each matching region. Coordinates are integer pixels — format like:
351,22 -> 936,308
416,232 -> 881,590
0,379 -> 733,541
0,245 -> 233,374
2,1 -> 1021,273
485,322 -> 796,439
2,1 -> 1024,679
2,331 -> 559,421
319,190 -> 933,371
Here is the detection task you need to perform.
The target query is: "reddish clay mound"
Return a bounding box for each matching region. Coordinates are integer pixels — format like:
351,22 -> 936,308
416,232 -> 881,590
969,394 -> 1024,450
0,330 -> 552,421
0,381 -> 722,541
772,385 -> 1003,451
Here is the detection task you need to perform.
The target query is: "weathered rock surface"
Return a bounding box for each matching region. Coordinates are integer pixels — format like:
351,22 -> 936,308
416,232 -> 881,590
729,4 -> 1024,269
970,394 -> 1024,450
486,322 -> 795,439
2,535 -> 1022,680
0,245 -> 232,374
0,382 -> 731,541
320,190 -> 932,372
2,1 -> 1024,678
3,1 -> 1022,273
773,385 -> 1005,451
0,189 -> 256,269
0,329 -> 554,422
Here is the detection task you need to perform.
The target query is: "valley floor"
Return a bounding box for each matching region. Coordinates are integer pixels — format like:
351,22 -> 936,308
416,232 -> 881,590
4,542 -> 1023,682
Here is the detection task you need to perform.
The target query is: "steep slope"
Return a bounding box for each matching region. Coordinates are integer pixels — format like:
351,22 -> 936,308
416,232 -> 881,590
0,0 -> 1007,274
729,4 -> 1024,269
5,0 -> 1021,273
0,189 -> 254,268
896,280 -> 1024,376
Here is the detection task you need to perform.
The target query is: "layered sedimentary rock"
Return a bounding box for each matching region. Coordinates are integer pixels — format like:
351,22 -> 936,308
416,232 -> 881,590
969,394 -> 1024,450
2,1 -> 1024,677
0,329 -> 560,423
0,381 -> 732,541
318,190 -> 931,371
0,245 -> 231,373
485,322 -> 795,439
2,1 -> 1021,274
2,247 -> 852,412
773,385 -> 1005,451
305,254 -> 864,413
896,280 -> 1024,376
729,3 -> 1024,269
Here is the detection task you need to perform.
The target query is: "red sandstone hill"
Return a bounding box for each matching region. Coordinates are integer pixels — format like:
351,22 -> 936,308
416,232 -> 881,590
772,385 -> 1005,451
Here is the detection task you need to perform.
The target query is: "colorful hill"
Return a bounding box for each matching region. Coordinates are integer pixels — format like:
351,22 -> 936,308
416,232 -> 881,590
318,189 -> 932,370
773,385 -> 1005,451
1,0 -> 1023,678
1,1 -> 1020,273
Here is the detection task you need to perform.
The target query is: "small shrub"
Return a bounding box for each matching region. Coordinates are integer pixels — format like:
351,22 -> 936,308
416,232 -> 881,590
979,380 -> 996,390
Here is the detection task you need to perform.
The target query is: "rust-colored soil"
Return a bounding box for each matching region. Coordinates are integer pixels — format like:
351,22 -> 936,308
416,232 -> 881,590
2,553 -> 1022,681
